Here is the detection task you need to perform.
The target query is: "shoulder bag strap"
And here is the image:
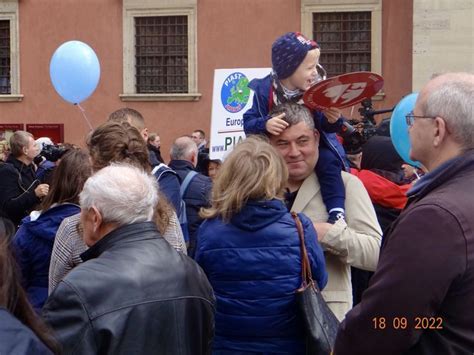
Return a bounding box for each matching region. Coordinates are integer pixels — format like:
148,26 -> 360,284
291,212 -> 314,287
180,170 -> 198,198
151,163 -> 166,176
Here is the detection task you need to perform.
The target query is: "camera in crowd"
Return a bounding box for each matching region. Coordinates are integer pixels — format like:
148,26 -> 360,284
37,144 -> 67,163
340,99 -> 394,154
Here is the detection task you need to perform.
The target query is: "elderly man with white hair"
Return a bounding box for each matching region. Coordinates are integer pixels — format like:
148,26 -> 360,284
42,164 -> 215,354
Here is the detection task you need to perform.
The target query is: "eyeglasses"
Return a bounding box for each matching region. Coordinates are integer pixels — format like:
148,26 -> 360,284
405,111 -> 436,127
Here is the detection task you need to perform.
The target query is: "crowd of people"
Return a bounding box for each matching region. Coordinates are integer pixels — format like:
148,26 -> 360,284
0,31 -> 473,355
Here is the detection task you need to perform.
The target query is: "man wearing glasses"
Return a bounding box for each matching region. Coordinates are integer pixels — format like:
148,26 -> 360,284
335,72 -> 474,354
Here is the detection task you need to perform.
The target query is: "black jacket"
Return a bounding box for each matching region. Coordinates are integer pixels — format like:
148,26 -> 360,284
196,145 -> 210,175
0,156 -> 40,226
168,159 -> 212,256
42,222 -> 215,354
148,144 -> 164,166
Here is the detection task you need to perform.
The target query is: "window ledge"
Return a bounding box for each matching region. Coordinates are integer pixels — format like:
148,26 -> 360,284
0,94 -> 24,102
119,93 -> 202,102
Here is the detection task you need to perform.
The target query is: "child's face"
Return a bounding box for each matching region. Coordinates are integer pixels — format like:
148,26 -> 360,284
286,49 -> 320,91
208,161 -> 220,181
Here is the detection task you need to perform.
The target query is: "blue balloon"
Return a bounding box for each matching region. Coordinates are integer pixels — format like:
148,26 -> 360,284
50,41 -> 100,104
390,92 -> 421,167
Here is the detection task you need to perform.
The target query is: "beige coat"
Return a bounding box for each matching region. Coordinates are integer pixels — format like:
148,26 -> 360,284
292,172 -> 382,321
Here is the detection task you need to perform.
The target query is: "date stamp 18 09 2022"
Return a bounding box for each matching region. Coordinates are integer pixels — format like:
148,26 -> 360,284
372,316 -> 443,330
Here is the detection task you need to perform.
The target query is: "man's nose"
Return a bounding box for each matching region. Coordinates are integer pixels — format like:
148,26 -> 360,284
288,142 -> 300,157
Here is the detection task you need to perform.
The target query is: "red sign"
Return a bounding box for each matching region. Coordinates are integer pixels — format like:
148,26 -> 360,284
0,124 -> 24,131
26,124 -> 64,144
303,72 -> 384,110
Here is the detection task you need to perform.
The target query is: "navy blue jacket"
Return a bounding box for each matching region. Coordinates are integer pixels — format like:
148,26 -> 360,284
152,163 -> 182,216
195,199 -> 328,353
0,156 -> 41,227
35,160 -> 55,184
168,160 -> 212,255
13,203 -> 80,311
243,74 -> 347,166
0,308 -> 52,354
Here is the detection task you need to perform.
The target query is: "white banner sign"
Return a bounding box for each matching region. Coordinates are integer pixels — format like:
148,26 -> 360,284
209,68 -> 271,161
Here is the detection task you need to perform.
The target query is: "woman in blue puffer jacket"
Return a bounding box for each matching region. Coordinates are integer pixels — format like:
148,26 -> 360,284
195,136 -> 327,354
13,149 -> 91,311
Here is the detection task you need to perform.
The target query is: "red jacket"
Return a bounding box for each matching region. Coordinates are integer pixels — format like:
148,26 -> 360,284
351,168 -> 410,209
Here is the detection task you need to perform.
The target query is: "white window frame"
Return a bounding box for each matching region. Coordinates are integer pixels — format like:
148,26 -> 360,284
301,0 -> 384,100
121,0 -> 200,102
0,0 -> 22,102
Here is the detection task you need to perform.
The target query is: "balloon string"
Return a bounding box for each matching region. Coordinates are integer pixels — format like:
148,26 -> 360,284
414,169 -> 421,180
75,103 -> 93,131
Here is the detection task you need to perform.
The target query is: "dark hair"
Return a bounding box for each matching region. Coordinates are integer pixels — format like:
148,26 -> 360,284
108,108 -> 145,130
193,129 -> 205,139
88,121 -> 150,172
0,216 -> 60,353
41,149 -> 92,211
361,136 -> 404,173
0,214 -> 15,243
88,121 -> 172,234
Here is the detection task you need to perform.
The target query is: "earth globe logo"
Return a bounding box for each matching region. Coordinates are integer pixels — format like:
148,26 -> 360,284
221,72 -> 250,113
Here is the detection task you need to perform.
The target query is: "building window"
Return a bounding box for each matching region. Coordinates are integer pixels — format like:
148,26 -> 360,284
0,19 -> 10,94
135,16 -> 188,94
313,12 -> 371,77
122,0 -> 199,102
301,0 -> 382,99
0,0 -> 21,101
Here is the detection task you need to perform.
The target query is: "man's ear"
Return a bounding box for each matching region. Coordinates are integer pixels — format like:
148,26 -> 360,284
190,150 -> 198,167
433,117 -> 448,147
313,129 -> 320,142
91,206 -> 103,233
141,128 -> 149,141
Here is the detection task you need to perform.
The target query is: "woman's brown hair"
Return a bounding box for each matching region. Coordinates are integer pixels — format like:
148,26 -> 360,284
87,121 -> 172,234
41,148 -> 92,211
0,216 -> 60,353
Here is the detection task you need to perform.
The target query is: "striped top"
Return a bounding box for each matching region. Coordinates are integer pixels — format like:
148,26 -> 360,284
48,211 -> 187,294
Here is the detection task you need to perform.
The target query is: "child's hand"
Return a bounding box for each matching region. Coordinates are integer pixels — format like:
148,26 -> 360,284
402,164 -> 417,180
266,113 -> 289,136
323,108 -> 342,124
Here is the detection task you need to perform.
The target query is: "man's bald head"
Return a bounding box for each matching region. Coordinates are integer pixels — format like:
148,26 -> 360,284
170,136 -> 198,165
418,72 -> 474,150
